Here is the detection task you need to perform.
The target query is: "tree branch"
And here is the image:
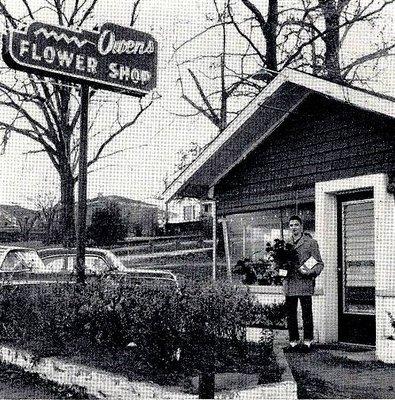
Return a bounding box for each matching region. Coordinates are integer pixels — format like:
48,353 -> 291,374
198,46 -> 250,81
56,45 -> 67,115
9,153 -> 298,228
172,20 -> 232,56
77,0 -> 98,27
187,69 -> 221,125
87,100 -> 153,169
240,0 -> 268,35
0,1 -> 20,28
130,0 -> 142,26
342,43 -> 395,78
228,4 -> 266,64
21,0 -> 35,20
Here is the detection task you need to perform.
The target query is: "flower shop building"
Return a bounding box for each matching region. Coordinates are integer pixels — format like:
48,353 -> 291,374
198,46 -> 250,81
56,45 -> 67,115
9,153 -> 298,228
163,69 -> 395,362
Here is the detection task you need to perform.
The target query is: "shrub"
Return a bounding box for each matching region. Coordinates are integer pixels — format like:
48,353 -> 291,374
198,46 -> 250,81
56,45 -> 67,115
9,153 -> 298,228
87,201 -> 128,246
117,283 -> 183,371
0,280 -> 282,384
178,283 -> 255,372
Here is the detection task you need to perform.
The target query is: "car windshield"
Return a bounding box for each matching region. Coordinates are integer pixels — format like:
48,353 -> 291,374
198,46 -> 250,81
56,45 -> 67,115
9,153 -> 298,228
106,251 -> 127,271
0,249 -> 45,272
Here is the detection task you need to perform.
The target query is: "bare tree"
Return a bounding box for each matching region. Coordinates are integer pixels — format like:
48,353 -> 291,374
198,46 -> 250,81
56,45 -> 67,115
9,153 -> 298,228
9,205 -> 39,242
0,0 -> 153,247
174,0 -> 262,133
277,0 -> 395,82
35,192 -> 61,245
173,0 -> 394,132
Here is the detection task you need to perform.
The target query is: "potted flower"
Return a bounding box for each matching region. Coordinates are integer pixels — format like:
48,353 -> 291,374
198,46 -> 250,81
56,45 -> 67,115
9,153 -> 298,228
233,258 -> 259,285
233,257 -> 282,286
265,239 -> 299,278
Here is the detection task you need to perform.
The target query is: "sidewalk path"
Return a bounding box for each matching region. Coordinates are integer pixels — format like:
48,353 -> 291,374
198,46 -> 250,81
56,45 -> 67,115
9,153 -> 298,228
285,343 -> 395,399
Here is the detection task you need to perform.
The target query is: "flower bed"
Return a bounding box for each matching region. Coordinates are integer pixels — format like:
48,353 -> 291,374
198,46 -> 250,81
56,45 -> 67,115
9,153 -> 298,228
0,333 -> 297,399
0,280 -> 285,396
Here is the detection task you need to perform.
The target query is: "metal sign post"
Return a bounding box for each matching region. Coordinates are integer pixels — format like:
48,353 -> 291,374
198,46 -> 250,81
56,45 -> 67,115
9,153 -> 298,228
76,84 -> 90,284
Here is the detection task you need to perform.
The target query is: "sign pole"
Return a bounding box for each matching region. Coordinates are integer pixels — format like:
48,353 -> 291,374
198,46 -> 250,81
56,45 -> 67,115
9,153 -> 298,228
76,83 -> 90,285
3,22 -> 158,284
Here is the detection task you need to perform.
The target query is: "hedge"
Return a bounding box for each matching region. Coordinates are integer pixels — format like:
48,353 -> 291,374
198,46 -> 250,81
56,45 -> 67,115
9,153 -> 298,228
0,279 -> 284,385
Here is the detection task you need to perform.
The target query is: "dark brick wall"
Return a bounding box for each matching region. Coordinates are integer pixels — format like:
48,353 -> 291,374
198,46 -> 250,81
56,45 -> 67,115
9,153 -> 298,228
215,93 -> 394,215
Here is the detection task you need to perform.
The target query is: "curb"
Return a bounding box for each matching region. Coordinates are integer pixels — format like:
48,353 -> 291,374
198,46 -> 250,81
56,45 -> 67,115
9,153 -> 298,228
0,338 -> 297,400
0,345 -> 194,400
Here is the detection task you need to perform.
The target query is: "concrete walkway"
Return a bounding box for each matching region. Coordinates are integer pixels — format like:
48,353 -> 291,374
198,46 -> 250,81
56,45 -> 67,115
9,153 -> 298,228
285,343 -> 395,399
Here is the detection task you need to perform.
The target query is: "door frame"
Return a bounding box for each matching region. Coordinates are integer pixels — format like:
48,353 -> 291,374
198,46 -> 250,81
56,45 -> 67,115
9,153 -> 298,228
314,174 -> 394,358
337,192 -> 375,345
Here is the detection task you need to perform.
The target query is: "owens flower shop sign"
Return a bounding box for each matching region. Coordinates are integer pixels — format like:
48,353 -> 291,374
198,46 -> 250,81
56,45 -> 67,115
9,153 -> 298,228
3,21 -> 157,96
2,21 -> 158,283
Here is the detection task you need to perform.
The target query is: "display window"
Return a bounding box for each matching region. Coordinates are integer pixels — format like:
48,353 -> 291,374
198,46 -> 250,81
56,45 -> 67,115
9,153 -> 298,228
226,204 -> 315,284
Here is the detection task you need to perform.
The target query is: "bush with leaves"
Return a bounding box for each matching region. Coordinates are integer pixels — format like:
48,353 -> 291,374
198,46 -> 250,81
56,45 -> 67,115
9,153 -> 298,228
87,201 -> 128,246
178,283 -> 255,375
0,284 -> 86,355
0,280 -> 283,385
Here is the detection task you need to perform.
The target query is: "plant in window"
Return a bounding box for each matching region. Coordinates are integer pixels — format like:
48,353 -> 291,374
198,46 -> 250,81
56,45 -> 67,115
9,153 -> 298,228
232,257 -> 282,286
265,239 -> 299,277
233,259 -> 258,285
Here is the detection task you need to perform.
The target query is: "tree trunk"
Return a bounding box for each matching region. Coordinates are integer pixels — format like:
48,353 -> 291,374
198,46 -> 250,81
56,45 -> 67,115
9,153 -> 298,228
320,0 -> 342,81
60,169 -> 76,248
265,0 -> 278,72
219,18 -> 227,132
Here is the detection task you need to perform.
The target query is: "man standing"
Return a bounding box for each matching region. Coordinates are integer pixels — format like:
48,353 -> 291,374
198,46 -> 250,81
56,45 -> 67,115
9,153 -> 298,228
284,215 -> 324,352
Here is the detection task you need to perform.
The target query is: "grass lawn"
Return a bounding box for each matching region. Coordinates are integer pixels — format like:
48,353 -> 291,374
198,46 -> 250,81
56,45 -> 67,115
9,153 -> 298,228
121,251 -> 231,283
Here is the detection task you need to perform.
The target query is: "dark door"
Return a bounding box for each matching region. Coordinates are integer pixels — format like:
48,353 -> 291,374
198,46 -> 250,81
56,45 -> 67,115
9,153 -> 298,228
338,192 -> 375,345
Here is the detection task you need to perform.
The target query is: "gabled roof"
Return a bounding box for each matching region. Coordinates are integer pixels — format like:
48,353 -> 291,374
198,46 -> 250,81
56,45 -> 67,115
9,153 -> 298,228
162,68 -> 394,202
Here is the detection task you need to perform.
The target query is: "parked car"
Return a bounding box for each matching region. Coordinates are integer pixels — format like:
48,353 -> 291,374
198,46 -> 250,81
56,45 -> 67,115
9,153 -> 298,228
0,246 -> 55,286
0,246 -> 46,273
37,247 -> 179,288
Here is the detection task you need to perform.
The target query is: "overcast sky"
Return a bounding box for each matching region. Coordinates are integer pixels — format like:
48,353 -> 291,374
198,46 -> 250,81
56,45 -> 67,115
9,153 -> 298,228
0,0 -> 394,209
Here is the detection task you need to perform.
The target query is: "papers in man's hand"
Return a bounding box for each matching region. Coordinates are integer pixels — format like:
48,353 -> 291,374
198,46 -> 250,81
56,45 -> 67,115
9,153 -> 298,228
304,256 -> 319,270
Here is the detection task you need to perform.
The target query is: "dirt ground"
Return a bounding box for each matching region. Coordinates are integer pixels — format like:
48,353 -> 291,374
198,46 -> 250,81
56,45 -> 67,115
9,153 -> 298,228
0,362 -> 95,400
285,344 -> 395,399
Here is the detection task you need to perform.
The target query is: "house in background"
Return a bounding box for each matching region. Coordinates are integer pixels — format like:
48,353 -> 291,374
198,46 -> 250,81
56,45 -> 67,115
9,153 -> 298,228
164,198 -> 213,236
163,69 -> 395,363
0,204 -> 41,242
167,198 -> 212,223
86,195 -> 159,237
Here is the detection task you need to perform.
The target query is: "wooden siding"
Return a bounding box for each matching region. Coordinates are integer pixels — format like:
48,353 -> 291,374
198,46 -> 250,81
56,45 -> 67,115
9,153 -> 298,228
176,83 -> 310,198
215,94 -> 394,215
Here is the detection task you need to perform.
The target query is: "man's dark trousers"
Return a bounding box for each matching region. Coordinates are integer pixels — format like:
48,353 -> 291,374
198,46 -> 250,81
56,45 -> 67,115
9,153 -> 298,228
285,295 -> 313,342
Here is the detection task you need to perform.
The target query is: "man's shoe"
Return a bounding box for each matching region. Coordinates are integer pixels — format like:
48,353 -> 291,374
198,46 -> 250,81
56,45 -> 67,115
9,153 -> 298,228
283,344 -> 299,353
299,343 -> 312,353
